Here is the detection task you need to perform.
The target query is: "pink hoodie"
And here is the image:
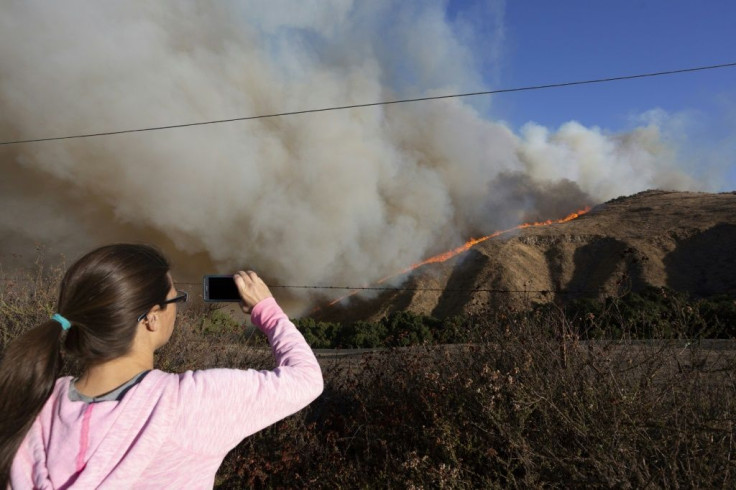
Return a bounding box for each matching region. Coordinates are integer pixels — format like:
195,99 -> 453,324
10,297 -> 323,489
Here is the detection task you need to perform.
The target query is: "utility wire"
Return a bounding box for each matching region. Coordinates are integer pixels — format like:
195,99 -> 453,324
175,282 -> 600,294
0,277 -> 604,294
271,286 -> 598,294
1,61 -> 735,146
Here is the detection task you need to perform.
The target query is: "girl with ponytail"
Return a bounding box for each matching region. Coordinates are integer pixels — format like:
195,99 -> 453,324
0,244 -> 323,489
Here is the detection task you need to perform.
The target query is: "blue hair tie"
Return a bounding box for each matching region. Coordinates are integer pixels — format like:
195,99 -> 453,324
51,313 -> 72,331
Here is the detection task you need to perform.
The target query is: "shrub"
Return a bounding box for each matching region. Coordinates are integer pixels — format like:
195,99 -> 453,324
216,312 -> 736,488
200,308 -> 240,335
381,310 -> 437,347
293,318 -> 342,349
564,287 -> 736,339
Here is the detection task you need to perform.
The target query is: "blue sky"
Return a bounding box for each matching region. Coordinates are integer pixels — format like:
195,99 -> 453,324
448,0 -> 736,131
443,0 -> 736,190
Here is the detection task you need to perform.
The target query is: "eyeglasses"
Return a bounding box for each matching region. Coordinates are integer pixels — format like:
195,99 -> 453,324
137,290 -> 189,323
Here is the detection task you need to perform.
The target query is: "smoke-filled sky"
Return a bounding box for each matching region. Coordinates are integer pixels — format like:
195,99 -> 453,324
1,1 -> 734,312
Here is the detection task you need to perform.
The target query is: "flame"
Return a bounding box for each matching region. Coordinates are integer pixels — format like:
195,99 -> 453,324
316,206 -> 591,311
377,206 -> 591,283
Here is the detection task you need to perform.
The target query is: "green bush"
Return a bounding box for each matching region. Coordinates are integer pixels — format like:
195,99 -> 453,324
382,310 -> 436,347
293,318 -> 342,349
563,287 -> 736,339
339,320 -> 387,348
199,308 -> 240,334
296,287 -> 736,351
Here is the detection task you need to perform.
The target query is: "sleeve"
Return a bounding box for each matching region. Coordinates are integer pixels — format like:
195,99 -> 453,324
171,297 -> 323,456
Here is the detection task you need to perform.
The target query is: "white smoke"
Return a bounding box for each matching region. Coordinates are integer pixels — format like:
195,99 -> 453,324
0,1 -> 711,312
517,120 -> 697,200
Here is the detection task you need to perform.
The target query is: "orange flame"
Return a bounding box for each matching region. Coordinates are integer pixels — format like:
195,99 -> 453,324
316,206 -> 591,311
377,206 -> 591,283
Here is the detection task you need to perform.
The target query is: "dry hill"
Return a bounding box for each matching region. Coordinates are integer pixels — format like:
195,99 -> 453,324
318,190 -> 736,322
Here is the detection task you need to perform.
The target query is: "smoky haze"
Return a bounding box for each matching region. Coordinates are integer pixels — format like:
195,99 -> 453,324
0,2 -> 702,312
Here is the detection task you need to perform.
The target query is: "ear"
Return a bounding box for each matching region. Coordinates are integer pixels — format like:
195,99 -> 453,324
141,308 -> 161,332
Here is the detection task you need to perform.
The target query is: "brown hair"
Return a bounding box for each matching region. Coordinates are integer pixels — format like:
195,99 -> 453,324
0,244 -> 171,485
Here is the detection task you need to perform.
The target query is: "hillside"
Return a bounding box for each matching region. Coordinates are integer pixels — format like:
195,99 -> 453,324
317,190 -> 736,322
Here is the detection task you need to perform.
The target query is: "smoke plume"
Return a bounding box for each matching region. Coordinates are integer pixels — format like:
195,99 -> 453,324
0,1 -> 706,312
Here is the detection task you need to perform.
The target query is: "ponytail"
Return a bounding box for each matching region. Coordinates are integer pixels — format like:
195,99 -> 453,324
0,320 -> 64,486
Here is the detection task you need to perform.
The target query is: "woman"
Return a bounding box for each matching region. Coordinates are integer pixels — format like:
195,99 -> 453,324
0,244 -> 323,488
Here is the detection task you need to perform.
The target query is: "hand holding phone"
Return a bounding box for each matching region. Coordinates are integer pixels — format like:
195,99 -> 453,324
202,272 -> 273,312
233,271 -> 273,314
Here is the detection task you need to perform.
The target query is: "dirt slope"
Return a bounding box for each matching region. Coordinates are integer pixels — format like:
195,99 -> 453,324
319,190 -> 736,322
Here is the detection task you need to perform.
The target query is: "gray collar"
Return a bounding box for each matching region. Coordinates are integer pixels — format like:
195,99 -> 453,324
69,370 -> 151,403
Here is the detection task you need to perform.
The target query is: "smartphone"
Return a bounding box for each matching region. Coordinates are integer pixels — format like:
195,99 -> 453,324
203,275 -> 241,302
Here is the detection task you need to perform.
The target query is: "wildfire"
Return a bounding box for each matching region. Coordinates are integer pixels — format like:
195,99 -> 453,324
319,206 -> 591,310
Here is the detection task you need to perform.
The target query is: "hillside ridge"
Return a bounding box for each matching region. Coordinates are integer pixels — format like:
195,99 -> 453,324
318,190 -> 736,322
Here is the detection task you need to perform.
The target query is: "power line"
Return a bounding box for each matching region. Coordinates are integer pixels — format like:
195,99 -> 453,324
176,282 -> 601,294
0,277 -> 604,294
1,61 -> 734,146
273,286 -> 599,295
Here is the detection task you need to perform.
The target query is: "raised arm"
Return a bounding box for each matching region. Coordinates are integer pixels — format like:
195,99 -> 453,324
173,272 -> 323,456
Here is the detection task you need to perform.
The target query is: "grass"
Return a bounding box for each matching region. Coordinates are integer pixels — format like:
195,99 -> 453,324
2,261 -> 735,488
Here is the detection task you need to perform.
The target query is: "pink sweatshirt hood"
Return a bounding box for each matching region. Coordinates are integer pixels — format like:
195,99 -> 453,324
16,372 -> 181,489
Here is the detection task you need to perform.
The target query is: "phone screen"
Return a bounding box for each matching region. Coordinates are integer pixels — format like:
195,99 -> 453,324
203,275 -> 241,302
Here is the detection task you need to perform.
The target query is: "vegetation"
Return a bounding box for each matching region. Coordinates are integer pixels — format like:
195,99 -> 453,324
563,286 -> 736,339
2,263 -> 735,488
295,286 -> 736,348
294,311 -> 466,348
